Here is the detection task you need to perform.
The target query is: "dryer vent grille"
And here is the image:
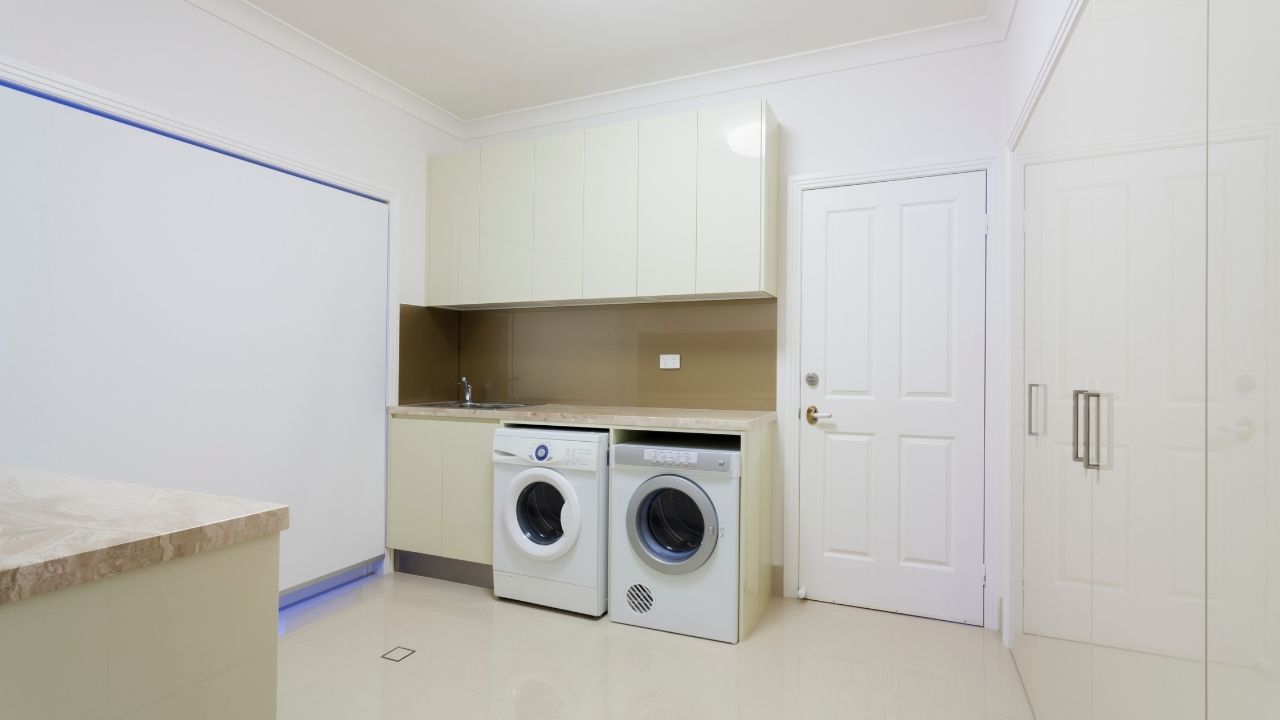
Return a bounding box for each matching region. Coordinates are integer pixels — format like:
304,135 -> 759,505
625,583 -> 655,614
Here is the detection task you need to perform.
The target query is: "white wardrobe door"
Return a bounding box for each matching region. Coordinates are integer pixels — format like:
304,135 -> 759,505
0,85 -> 389,591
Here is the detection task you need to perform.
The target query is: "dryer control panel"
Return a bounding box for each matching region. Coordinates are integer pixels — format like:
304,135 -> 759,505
612,439 -> 741,476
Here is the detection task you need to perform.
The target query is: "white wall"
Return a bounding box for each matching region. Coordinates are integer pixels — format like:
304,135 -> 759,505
0,85 -> 391,590
0,0 -> 467,402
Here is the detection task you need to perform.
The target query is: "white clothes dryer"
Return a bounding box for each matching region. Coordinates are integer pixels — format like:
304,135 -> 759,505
609,434 -> 741,642
492,426 -> 610,616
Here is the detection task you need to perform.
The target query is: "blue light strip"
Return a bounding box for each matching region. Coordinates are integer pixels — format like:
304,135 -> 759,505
0,76 -> 387,204
278,556 -> 384,612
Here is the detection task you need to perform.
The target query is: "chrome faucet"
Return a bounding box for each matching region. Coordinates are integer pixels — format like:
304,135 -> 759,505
458,376 -> 474,405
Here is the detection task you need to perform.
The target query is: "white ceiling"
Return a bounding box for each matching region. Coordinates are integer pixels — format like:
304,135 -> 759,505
245,0 -> 991,121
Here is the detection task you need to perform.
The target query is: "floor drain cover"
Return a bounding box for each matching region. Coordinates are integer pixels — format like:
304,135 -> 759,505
381,646 -> 415,662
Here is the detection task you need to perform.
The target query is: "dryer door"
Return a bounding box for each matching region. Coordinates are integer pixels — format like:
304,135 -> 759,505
626,474 -> 718,575
503,467 -> 582,560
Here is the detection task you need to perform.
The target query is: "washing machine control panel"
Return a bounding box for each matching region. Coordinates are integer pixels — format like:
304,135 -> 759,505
524,441 -> 601,469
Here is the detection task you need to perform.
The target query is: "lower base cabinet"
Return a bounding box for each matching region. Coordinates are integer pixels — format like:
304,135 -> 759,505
387,416 -> 498,564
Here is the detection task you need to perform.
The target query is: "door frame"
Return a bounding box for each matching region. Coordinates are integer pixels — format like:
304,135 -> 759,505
780,156 -> 1010,631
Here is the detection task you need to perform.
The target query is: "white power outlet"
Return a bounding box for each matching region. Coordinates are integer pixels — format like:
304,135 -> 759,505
659,354 -> 681,370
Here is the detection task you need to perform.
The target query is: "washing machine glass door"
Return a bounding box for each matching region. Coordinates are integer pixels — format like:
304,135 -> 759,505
626,474 -> 718,575
504,467 -> 582,560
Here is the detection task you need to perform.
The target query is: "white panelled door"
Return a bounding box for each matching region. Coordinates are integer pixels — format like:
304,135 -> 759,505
798,171 -> 987,625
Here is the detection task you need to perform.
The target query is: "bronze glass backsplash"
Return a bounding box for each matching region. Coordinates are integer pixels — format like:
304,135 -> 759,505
398,305 -> 461,404
457,299 -> 776,410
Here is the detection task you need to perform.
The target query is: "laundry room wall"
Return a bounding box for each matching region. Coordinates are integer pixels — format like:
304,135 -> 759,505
0,0 -> 468,404
448,2 -> 1078,580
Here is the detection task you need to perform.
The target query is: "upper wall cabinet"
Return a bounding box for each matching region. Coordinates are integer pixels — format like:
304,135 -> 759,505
637,110 -> 697,296
426,99 -> 777,308
533,131 -> 586,302
582,122 -> 639,300
696,100 -> 777,295
479,140 -> 535,304
427,149 -> 480,307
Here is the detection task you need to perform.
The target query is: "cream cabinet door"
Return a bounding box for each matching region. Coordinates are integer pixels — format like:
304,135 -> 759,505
696,99 -> 764,294
637,111 -> 697,296
427,149 -> 480,307
533,131 -> 585,302
582,121 -> 638,299
440,419 -> 499,564
479,141 -> 535,304
387,417 -> 443,555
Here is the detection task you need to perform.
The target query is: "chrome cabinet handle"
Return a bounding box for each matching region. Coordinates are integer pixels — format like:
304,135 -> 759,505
1072,390 -> 1087,462
806,405 -> 832,425
1028,384 -> 1045,436
1084,392 -> 1102,470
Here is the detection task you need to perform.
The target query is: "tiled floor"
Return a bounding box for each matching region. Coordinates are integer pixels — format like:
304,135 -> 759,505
277,572 -> 1034,719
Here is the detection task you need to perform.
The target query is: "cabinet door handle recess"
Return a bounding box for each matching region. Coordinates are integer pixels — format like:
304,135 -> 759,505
1028,384 -> 1046,436
1084,392 -> 1102,470
1072,390 -> 1088,462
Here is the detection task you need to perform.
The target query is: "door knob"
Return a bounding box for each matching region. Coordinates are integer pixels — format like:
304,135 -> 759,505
1217,417 -> 1256,442
806,405 -> 832,425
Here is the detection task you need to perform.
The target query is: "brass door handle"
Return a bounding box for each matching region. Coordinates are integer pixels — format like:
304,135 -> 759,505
806,405 -> 832,425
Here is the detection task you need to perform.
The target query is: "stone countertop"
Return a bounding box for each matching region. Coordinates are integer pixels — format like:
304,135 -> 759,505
388,403 -> 776,433
0,466 -> 288,606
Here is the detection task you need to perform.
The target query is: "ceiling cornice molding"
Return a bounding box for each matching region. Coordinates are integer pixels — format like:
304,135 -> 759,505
1006,0 -> 1088,149
185,0 -> 469,139
465,0 -> 1017,140
192,0 -> 1016,142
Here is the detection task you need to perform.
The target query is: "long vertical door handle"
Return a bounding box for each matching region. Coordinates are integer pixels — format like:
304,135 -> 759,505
1084,392 -> 1102,470
1027,384 -> 1045,436
1072,390 -> 1087,462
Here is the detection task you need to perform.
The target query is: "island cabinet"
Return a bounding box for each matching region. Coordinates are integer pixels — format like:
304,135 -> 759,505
387,416 -> 499,564
424,98 -> 777,308
0,467 -> 287,720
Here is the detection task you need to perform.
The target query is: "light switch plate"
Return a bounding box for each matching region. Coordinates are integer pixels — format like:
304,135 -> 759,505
659,354 -> 681,370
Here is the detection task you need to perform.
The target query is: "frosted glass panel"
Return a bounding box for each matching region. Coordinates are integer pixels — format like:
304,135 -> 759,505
1207,0 -> 1280,717
1016,1 -> 1208,718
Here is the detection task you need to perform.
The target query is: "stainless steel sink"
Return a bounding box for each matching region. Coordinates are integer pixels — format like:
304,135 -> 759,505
405,401 -> 537,410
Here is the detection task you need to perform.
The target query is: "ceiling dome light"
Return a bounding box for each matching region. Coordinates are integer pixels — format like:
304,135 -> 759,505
726,120 -> 763,158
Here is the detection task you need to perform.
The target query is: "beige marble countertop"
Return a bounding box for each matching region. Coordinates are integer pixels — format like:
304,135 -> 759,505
0,466 -> 288,606
389,403 -> 777,433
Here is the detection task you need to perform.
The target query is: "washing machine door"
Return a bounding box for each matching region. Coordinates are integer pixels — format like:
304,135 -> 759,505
626,474 -> 718,575
503,467 -> 582,560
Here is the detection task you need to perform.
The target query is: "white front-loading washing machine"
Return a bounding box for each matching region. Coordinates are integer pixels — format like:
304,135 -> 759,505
492,426 -> 610,616
609,434 -> 741,643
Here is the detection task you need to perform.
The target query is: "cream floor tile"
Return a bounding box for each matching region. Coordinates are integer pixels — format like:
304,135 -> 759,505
296,665 -> 555,720
278,573 -> 1033,720
276,643 -> 380,720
